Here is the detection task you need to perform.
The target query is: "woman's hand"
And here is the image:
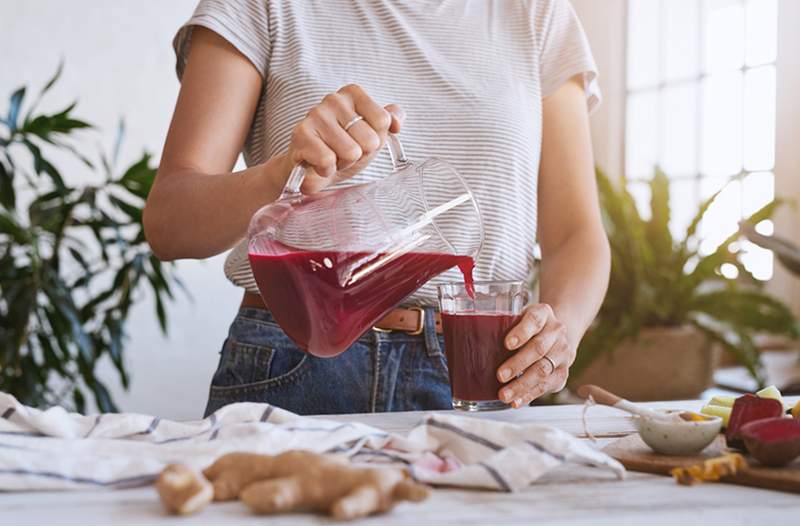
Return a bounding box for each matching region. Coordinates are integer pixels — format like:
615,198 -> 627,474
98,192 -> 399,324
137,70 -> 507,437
285,84 -> 405,194
496,304 -> 574,408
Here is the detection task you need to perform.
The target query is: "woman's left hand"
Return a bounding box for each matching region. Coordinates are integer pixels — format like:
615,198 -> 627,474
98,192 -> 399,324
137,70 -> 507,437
496,303 -> 574,408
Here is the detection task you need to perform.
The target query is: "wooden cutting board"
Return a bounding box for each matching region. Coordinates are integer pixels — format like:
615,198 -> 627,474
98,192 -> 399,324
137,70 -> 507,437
603,434 -> 800,494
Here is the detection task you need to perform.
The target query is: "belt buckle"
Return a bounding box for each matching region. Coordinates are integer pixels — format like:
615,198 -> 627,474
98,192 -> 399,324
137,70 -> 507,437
405,307 -> 425,336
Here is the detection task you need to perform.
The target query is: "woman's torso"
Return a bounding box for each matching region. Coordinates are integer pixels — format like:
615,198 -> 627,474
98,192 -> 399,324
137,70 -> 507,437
175,0 -> 598,304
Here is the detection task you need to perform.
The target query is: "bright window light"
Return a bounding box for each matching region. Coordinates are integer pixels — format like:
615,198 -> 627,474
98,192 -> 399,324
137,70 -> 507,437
625,0 -> 776,279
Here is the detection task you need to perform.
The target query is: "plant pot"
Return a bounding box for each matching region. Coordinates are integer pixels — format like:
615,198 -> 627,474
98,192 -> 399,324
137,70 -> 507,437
570,325 -> 720,401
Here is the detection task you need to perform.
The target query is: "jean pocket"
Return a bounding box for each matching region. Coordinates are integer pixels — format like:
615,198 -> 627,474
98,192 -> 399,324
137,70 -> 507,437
209,330 -> 310,396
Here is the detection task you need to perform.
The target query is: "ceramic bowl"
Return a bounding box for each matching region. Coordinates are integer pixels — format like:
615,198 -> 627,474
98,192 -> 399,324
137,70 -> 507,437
636,410 -> 723,456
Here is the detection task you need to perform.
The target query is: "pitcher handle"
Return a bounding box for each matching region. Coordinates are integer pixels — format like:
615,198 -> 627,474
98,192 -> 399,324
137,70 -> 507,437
280,133 -> 408,198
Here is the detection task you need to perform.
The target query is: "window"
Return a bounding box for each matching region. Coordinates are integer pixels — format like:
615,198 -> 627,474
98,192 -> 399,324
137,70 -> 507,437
625,0 -> 778,280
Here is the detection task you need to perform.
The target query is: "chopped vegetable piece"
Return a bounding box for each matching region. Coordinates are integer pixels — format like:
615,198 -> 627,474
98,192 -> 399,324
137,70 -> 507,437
725,394 -> 785,450
792,400 -> 800,420
740,417 -> 800,467
701,405 -> 732,427
680,412 -> 711,422
708,396 -> 736,408
756,385 -> 783,403
670,453 -> 747,486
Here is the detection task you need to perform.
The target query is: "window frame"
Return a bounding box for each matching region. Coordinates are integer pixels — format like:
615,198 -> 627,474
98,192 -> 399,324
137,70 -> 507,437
571,0 -> 800,312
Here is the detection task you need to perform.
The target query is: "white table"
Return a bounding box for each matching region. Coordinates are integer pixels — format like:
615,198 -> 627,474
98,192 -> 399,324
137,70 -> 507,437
2,401 -> 798,525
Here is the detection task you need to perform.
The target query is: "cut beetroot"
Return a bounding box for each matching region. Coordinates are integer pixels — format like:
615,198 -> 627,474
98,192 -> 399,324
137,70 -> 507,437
740,417 -> 800,467
725,394 -> 784,450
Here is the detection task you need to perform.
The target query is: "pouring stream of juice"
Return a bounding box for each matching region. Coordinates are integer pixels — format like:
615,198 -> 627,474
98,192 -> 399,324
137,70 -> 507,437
249,242 -> 474,357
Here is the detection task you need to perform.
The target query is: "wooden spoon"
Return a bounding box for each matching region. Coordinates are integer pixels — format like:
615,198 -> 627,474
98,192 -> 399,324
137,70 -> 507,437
576,384 -> 704,422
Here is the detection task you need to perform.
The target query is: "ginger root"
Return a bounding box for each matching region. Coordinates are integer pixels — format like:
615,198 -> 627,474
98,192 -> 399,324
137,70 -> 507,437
156,450 -> 429,520
155,464 -> 214,515
669,453 -> 747,485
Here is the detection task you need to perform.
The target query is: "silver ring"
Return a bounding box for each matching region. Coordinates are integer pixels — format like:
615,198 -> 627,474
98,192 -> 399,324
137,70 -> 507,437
343,115 -> 364,131
541,355 -> 556,375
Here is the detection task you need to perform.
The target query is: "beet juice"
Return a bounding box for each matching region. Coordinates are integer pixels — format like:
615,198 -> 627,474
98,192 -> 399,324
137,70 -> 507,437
249,244 -> 474,357
441,312 -> 521,405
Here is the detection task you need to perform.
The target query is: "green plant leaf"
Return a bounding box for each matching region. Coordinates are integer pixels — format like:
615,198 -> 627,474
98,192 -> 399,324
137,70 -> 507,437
24,61 -> 63,121
104,315 -> 129,389
646,168 -> 672,258
37,333 -> 67,375
690,289 -> 799,337
3,280 -> 36,355
691,316 -> 765,386
29,191 -> 77,237
22,102 -> 92,140
741,198 -> 784,228
108,194 -> 142,222
23,139 -> 67,191
0,210 -> 29,242
1,71 -> 184,412
89,378 -> 117,413
112,119 -> 125,169
584,167 -> 797,387
41,273 -> 94,365
72,388 -> 86,414
0,158 -> 15,210
116,152 -> 155,200
6,86 -> 26,132
148,256 -> 175,299
683,184 -> 726,246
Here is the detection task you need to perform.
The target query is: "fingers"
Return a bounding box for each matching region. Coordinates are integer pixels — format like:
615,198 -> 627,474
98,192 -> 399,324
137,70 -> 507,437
310,101 -> 363,169
289,84 -> 403,186
383,103 -> 406,133
497,316 -> 565,382
498,338 -> 571,407
343,118 -> 381,158
504,304 -> 552,351
340,83 -> 392,135
344,102 -> 404,159
494,303 -> 575,408
289,121 -> 338,178
504,366 -> 569,408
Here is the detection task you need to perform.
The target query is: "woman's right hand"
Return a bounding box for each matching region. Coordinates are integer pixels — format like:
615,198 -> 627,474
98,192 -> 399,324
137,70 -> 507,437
283,84 -> 405,194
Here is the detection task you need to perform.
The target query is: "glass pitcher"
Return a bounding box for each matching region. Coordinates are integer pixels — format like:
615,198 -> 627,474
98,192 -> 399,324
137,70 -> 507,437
247,135 -> 483,357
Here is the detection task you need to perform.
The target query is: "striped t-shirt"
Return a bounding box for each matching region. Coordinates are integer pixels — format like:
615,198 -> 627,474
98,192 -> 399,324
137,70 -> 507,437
174,0 -> 600,305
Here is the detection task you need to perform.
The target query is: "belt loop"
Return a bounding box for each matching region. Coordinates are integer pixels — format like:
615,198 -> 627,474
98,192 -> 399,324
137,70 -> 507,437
423,307 -> 441,356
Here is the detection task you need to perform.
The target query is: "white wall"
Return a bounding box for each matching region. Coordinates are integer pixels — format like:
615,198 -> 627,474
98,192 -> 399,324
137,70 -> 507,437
0,1 -> 241,419
571,0 -> 627,177
772,0 -> 800,314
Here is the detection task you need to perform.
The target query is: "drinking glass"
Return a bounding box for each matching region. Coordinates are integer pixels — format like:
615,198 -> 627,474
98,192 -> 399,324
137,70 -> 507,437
438,281 -> 529,411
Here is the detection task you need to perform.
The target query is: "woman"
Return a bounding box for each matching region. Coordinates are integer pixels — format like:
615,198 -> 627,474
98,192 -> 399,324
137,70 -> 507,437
144,0 -> 610,416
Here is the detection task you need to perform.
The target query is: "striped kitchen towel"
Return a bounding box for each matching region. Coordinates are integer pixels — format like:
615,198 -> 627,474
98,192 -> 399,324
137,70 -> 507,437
0,392 -> 623,492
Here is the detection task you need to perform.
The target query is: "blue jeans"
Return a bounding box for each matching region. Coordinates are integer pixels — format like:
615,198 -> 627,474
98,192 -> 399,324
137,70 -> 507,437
204,307 -> 453,416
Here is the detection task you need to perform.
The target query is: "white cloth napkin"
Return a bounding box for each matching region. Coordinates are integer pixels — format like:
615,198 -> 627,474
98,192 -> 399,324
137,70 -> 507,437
0,392 -> 624,492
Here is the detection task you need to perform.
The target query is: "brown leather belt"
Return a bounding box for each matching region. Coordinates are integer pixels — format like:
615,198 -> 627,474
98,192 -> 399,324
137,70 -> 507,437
241,292 -> 443,334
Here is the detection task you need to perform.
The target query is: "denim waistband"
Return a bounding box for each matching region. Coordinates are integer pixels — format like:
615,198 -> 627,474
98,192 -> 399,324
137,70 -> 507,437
236,306 -> 442,354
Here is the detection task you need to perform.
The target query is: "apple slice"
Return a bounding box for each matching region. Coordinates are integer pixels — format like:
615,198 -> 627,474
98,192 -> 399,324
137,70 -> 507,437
701,405 -> 732,427
708,396 -> 736,408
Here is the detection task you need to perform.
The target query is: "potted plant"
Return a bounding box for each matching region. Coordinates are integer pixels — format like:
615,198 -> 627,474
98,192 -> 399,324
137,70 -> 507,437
568,169 -> 799,400
0,66 -> 180,412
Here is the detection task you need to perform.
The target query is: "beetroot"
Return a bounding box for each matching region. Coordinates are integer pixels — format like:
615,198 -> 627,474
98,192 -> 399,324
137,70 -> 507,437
740,417 -> 800,467
725,394 -> 784,450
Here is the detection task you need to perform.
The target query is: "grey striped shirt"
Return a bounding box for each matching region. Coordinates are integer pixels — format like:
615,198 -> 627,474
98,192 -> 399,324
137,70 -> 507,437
174,0 -> 600,305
